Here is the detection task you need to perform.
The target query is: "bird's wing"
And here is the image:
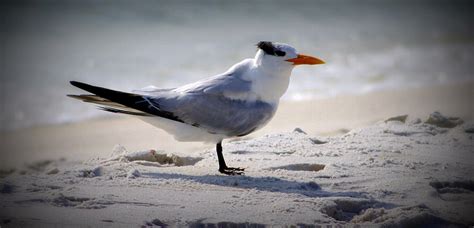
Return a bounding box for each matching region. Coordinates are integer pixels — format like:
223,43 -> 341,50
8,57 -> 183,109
153,72 -> 276,136
148,92 -> 276,137
152,60 -> 275,136
69,81 -> 275,136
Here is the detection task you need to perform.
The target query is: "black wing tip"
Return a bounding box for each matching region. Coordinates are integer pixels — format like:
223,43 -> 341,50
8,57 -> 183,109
68,80 -> 186,123
69,81 -> 94,98
69,81 -> 107,96
70,80 -> 89,88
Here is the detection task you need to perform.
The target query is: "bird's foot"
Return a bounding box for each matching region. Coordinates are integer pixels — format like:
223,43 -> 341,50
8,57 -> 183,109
219,167 -> 245,175
225,166 -> 245,171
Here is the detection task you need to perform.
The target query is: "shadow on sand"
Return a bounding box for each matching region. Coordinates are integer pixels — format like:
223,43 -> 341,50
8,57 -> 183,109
141,172 -> 368,199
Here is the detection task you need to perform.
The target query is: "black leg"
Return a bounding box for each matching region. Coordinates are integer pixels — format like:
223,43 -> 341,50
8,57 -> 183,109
216,142 -> 244,175
216,142 -> 227,169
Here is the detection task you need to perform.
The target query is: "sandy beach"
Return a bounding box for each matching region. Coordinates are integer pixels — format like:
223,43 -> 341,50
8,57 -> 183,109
2,1 -> 473,226
1,82 -> 473,227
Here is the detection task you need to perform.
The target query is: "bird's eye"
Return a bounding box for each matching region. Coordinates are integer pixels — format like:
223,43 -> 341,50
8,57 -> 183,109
275,50 -> 286,57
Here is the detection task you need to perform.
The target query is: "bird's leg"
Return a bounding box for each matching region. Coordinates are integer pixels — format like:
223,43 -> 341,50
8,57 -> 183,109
216,142 -> 244,175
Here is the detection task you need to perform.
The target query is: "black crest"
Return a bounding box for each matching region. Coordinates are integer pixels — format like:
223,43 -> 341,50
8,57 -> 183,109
256,41 -> 285,57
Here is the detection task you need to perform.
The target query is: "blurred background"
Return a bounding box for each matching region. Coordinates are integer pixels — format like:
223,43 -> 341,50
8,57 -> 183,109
1,0 -> 473,132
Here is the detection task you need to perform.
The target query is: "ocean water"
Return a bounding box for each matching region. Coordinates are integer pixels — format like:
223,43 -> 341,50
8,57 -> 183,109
1,0 -> 473,131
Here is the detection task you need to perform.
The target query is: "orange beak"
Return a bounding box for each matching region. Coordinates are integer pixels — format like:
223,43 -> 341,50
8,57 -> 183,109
286,54 -> 325,65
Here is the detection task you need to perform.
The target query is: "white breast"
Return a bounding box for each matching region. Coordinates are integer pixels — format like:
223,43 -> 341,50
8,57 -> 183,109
241,63 -> 292,104
252,71 -> 290,103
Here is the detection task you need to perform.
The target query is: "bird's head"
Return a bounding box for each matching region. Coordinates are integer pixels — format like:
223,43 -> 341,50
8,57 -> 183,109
255,41 -> 324,72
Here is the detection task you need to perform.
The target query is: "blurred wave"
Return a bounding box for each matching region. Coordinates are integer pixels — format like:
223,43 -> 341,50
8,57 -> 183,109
1,0 -> 473,131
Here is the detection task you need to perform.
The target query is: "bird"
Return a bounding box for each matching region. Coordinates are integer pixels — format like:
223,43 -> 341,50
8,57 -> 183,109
68,41 -> 324,175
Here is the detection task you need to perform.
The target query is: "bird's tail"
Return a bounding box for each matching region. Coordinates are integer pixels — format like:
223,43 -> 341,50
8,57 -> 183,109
68,81 -> 152,116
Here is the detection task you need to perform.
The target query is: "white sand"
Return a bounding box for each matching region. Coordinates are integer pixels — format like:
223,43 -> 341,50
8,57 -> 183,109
0,82 -> 473,227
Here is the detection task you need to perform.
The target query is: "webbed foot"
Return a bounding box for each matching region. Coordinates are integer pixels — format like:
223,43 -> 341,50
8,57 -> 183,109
219,167 -> 245,175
